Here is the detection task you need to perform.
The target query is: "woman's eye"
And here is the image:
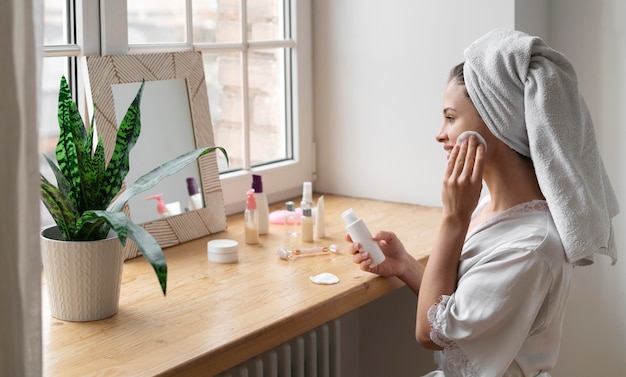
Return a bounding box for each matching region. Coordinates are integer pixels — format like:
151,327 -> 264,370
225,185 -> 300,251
445,116 -> 454,123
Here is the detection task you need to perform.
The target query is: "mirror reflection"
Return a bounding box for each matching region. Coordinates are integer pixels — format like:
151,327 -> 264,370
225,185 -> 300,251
111,79 -> 203,224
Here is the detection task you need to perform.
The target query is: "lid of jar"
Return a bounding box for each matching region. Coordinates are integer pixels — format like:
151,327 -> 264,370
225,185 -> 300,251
207,239 -> 239,254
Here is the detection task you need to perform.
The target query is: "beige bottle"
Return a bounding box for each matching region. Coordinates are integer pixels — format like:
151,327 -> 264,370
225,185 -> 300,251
244,189 -> 259,245
301,207 -> 314,242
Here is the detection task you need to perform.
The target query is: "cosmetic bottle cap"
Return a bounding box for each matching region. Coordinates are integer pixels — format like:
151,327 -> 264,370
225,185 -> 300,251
252,174 -> 264,193
186,177 -> 199,196
303,207 -> 312,217
286,201 -> 295,211
341,208 -> 358,225
302,181 -> 313,201
246,189 -> 257,210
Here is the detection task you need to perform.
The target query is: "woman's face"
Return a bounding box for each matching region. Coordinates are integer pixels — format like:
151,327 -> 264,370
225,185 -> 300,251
436,80 -> 490,158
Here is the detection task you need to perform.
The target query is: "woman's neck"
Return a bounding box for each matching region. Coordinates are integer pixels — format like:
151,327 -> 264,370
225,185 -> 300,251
482,151 -> 544,213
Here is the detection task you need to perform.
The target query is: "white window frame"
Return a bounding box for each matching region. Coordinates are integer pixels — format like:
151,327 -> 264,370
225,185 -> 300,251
99,0 -> 315,215
43,0 -> 101,118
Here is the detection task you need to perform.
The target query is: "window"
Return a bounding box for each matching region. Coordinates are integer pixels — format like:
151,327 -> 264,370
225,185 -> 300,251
41,0 -> 79,228
41,0 -> 313,218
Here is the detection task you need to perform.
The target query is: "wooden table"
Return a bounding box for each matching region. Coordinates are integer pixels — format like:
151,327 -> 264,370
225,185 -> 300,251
42,195 -> 441,376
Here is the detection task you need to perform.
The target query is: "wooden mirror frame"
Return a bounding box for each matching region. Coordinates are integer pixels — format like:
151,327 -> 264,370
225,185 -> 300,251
85,51 -> 227,260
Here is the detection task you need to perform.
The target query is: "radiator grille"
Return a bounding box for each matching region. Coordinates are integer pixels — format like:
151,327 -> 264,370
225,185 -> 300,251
217,319 -> 341,377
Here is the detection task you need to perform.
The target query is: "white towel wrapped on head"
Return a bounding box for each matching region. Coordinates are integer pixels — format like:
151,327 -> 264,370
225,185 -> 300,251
463,28 -> 619,265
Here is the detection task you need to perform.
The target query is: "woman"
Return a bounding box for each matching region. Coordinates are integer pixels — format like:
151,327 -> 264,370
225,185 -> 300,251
348,29 -> 618,376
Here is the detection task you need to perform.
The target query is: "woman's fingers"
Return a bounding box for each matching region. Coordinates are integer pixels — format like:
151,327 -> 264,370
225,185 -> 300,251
442,135 -> 485,217
445,143 -> 460,178
449,135 -> 483,181
352,250 -> 373,270
347,236 -> 375,270
471,142 -> 486,182
348,240 -> 361,255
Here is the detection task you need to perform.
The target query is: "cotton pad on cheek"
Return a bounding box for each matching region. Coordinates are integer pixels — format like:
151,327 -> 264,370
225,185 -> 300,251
457,131 -> 488,151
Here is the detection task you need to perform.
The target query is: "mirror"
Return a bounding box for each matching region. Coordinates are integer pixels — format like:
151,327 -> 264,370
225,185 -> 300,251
85,51 -> 227,260
111,79 -> 200,224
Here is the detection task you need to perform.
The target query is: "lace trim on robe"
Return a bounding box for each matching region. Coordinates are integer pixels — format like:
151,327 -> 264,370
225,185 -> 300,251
475,200 -> 549,234
428,296 -> 479,377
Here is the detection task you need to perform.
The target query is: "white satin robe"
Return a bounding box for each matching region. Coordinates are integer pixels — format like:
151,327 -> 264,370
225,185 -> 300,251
423,199 -> 573,377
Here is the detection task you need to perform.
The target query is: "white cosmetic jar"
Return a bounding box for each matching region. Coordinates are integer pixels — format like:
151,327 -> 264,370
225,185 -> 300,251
207,239 -> 239,264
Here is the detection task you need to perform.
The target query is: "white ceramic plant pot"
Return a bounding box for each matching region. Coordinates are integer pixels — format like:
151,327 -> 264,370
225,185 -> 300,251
41,226 -> 124,322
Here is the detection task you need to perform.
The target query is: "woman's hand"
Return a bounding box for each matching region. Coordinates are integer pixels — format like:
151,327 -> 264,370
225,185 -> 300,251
346,230 -> 410,277
442,135 -> 485,221
346,230 -> 425,295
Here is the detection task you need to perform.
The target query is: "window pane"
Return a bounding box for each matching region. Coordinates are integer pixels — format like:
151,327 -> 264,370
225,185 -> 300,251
43,0 -> 68,45
249,48 -> 290,165
40,58 -> 70,153
203,52 -> 244,172
192,0 -> 241,43
247,0 -> 285,41
40,57 -> 70,228
128,0 -> 187,44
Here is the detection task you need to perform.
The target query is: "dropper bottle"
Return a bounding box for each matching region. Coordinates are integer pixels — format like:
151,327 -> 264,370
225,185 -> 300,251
245,189 -> 259,245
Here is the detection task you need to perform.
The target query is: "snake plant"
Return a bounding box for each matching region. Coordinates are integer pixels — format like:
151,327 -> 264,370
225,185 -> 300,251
40,76 -> 227,295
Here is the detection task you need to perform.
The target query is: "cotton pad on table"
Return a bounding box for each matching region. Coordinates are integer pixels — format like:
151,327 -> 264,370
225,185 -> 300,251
309,272 -> 339,285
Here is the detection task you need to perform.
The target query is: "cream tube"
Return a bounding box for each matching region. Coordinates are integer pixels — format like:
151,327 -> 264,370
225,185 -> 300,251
315,195 -> 326,238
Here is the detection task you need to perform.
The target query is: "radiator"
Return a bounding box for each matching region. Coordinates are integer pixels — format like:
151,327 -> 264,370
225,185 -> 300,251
216,319 -> 341,377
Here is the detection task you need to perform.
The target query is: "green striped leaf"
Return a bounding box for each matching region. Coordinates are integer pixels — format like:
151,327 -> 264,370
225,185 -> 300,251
82,210 -> 167,295
40,175 -> 77,240
56,76 -> 89,211
102,81 -> 144,205
80,107 -> 109,209
82,134 -> 108,209
107,146 -> 228,213
44,154 -> 72,203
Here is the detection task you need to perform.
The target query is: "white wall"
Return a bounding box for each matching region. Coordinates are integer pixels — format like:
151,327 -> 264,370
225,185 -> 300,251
546,0 -> 626,375
313,0 -> 515,207
314,0 -> 626,375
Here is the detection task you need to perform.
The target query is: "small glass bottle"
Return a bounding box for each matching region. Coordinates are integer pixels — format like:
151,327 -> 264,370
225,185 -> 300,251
284,201 -> 298,250
244,189 -> 259,245
301,207 -> 314,242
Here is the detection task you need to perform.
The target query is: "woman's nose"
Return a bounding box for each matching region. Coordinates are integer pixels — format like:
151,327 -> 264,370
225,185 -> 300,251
435,127 -> 447,143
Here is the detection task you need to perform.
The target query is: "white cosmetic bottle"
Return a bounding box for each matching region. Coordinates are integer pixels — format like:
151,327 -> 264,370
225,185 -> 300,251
300,181 -> 314,212
315,195 -> 326,239
252,174 -> 269,235
186,177 -> 203,211
342,208 -> 386,267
